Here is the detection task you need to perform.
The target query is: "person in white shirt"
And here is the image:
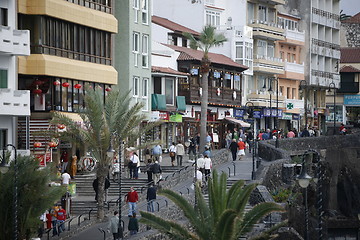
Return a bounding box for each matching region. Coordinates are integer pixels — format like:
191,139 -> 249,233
168,142 -> 177,167
196,154 -> 205,174
203,155 -> 212,182
130,152 -> 139,179
175,141 -> 185,166
61,170 -> 71,185
195,169 -> 203,187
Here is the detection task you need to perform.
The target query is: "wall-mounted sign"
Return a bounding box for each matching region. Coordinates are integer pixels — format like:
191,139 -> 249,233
190,68 -> 198,75
344,95 -> 360,105
159,111 -> 169,121
169,113 -> 183,122
263,108 -> 271,117
233,108 -> 245,117
253,109 -> 262,118
225,73 -> 231,79
213,71 -> 221,78
292,114 -> 300,120
234,75 -> 240,81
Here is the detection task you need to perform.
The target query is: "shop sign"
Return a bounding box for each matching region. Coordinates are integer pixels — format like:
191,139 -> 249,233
150,111 -> 160,122
233,108 -> 245,117
159,111 -> 169,121
271,109 -> 277,117
234,75 -> 240,81
344,95 -> 360,106
170,113 -> 183,122
253,109 -> 262,118
190,68 -> 199,75
263,108 -> 271,117
277,109 -> 283,118
292,114 -> 300,120
282,113 -> 292,120
36,154 -> 46,167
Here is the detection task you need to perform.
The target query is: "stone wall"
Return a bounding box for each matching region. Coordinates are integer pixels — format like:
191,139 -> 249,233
342,23 -> 360,47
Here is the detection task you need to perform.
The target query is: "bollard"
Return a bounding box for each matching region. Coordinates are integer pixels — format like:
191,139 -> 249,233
78,213 -> 84,226
88,208 -> 94,221
164,199 -> 168,207
187,188 -> 190,194
46,229 -> 51,240
98,228 -> 106,240
228,167 -> 231,176
68,218 -> 74,231
156,202 -> 160,211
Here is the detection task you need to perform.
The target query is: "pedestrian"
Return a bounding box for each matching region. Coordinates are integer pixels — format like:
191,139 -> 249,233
196,154 -> 205,174
129,152 -> 139,179
203,146 -> 211,158
51,207 -> 58,237
70,155 -> 77,179
146,184 -> 156,212
232,128 -> 239,141
169,142 -> 176,167
56,206 -> 66,236
175,141 -> 185,166
150,161 -> 162,185
262,129 -> 271,140
287,129 -> 295,138
188,137 -> 197,161
204,155 -> 212,182
205,132 -> 212,149
112,159 -> 120,182
237,138 -> 246,160
107,211 -> 123,240
126,187 -> 139,217
145,159 -> 153,183
195,133 -> 200,152
229,139 -> 238,161
60,150 -> 69,173
195,168 -> 203,187
128,213 -> 139,235
61,170 -> 71,185
300,128 -> 310,137
92,177 -> 110,201
246,130 -> 253,153
152,144 -> 162,162
225,130 -> 232,148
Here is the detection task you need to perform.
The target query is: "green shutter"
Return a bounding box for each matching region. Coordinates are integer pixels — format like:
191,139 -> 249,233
0,70 -> 7,88
176,96 -> 186,111
151,94 -> 167,111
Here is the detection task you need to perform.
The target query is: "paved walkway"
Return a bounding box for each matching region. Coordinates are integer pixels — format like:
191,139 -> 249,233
56,149 -> 258,240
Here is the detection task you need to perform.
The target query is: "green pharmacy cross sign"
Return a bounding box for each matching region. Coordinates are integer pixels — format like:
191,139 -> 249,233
286,103 -> 294,110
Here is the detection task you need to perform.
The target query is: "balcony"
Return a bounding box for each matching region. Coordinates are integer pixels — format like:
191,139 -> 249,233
278,62 -> 304,80
249,19 -> 285,41
257,0 -> 285,5
312,8 -> 340,29
283,29 -> 305,43
311,70 -> 340,88
0,26 -> 30,56
178,85 -> 242,107
0,89 -> 30,116
337,82 -> 359,94
253,55 -> 285,75
311,39 -> 340,59
247,92 -> 285,108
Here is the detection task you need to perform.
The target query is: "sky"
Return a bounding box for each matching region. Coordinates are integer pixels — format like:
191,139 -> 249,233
340,0 -> 360,16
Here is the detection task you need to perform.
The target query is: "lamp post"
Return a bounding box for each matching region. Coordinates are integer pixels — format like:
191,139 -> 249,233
2,144 -> 18,240
328,82 -> 336,135
107,140 -> 123,239
297,149 -> 323,240
245,101 -> 255,180
300,80 -> 308,130
268,77 -> 279,148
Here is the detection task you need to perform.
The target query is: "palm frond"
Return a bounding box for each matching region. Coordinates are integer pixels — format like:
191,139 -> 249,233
214,209 -> 238,240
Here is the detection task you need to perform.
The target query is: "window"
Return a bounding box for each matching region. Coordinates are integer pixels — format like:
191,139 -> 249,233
142,0 -> 148,25
165,78 -> 174,105
0,70 -> 7,88
292,88 -> 296,99
247,2 -> 255,24
133,76 -> 139,97
291,54 -> 296,63
258,5 -> 267,22
133,0 -> 139,23
287,87 -> 290,98
142,78 -> 149,111
133,32 -> 140,66
257,40 -> 266,57
205,10 -> 220,26
142,34 -> 149,68
182,38 -> 187,47
280,51 -> 284,61
1,8 -> 8,26
267,43 -> 274,58
236,41 -> 253,70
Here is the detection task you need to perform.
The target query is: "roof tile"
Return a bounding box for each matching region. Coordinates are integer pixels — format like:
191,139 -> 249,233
342,12 -> 360,23
340,65 -> 360,73
152,16 -> 200,36
152,66 -> 190,76
340,48 -> 360,63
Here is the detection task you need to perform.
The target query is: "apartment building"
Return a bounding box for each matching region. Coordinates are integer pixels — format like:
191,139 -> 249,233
0,0 -> 30,154
284,0 -> 341,132
17,0 -> 117,157
115,0 -> 152,115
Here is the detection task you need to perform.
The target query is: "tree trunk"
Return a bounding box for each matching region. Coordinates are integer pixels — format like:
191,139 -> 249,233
96,164 -> 108,220
200,59 -> 210,153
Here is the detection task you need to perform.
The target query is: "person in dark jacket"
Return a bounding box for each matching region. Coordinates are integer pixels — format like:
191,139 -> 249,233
145,159 -> 153,183
229,139 -> 238,161
92,177 -> 110,201
150,161 -> 162,185
128,213 -> 139,235
146,184 -> 157,212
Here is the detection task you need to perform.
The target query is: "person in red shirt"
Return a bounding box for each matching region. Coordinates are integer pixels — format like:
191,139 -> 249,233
237,138 -> 246,160
56,206 -> 66,235
126,187 -> 139,217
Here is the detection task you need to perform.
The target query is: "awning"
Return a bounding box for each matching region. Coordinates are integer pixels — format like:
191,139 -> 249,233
224,117 -> 251,128
176,96 -> 186,111
151,94 -> 167,111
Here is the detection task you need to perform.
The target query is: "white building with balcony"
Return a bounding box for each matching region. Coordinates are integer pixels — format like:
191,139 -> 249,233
282,0 -> 340,132
0,0 -> 30,152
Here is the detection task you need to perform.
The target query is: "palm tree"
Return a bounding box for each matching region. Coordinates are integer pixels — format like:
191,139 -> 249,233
51,85 -> 158,220
183,26 -> 227,153
140,170 -> 284,239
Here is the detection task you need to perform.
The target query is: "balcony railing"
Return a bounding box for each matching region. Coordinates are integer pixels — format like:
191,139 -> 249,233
311,70 -> 340,87
337,82 -> 360,94
249,19 -> 283,29
0,89 -> 30,116
65,0 -> 112,13
312,7 -> 340,29
284,29 -> 305,42
254,54 -> 283,63
0,26 -> 30,56
284,62 -> 304,74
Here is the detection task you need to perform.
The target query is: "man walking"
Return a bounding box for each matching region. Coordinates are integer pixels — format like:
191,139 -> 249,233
175,141 -> 185,166
56,206 -> 66,236
152,144 -> 162,162
146,184 -> 157,212
150,161 -> 162,185
107,211 -> 123,240
126,187 -> 138,217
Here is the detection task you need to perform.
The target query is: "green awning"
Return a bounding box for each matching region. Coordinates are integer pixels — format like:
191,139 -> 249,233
176,96 -> 186,111
151,94 -> 167,111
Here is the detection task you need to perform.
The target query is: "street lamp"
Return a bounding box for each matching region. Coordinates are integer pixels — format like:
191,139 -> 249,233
328,82 -> 336,135
300,80 -> 308,130
296,149 -> 324,240
2,144 -> 18,240
107,140 -> 123,239
245,101 -> 255,180
268,77 -> 279,148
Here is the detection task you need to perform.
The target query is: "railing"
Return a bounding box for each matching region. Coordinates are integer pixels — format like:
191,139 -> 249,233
284,61 -> 304,74
249,19 -> 283,29
65,0 -> 112,14
254,54 -> 283,63
284,29 -> 305,42
0,89 -> 30,116
0,26 -> 30,56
